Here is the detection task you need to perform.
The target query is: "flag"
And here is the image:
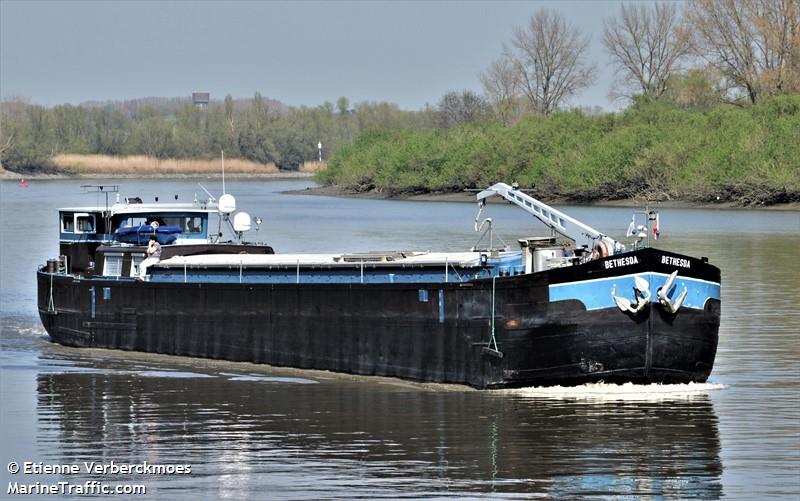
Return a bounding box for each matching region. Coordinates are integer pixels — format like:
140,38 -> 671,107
626,215 -> 636,237
653,212 -> 660,240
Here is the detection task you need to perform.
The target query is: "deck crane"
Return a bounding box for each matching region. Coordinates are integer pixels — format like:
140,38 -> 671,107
476,182 -> 622,256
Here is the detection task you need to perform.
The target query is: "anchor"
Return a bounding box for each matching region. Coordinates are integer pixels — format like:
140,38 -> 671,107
658,270 -> 688,314
611,275 -> 651,313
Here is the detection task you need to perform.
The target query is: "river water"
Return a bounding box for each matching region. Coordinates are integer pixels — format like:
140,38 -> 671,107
1,179 -> 798,499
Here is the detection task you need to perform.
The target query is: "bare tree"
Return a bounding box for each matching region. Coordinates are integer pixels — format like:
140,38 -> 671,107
686,0 -> 800,104
480,55 -> 524,125
603,3 -> 691,99
437,90 -> 492,128
506,9 -> 597,115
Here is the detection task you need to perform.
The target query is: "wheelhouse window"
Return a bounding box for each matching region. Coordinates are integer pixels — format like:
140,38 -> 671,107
61,213 -> 75,233
116,216 -> 148,231
61,213 -> 97,234
113,213 -> 206,235
75,214 -> 96,233
154,215 -> 205,233
184,216 -> 203,234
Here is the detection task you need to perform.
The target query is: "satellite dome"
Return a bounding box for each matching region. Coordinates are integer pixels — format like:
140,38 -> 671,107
233,211 -> 252,232
219,194 -> 236,214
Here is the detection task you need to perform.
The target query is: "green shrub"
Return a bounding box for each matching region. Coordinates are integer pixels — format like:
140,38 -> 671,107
319,96 -> 800,204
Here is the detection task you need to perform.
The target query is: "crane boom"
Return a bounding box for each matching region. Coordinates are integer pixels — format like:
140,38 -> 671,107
476,183 -> 619,254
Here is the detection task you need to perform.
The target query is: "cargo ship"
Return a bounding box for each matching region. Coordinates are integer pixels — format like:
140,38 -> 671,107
37,183 -> 720,388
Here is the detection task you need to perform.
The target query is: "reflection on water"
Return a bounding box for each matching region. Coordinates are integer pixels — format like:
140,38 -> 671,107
1,179 -> 799,499
30,356 -> 723,499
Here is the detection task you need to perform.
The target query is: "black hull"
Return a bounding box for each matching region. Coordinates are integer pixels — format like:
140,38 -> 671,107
37,248 -> 720,389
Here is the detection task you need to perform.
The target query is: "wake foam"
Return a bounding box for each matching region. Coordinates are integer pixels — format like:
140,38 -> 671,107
498,381 -> 725,402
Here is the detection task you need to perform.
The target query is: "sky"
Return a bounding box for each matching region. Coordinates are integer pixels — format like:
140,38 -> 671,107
1,0 -> 627,111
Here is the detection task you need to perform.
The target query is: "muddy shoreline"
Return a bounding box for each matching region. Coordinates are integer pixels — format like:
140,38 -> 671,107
6,169 -> 797,210
285,185 -> 800,211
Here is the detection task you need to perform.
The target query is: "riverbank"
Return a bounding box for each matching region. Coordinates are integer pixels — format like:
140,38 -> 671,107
0,153 -> 313,180
287,185 -> 800,211
5,163 -> 796,210
318,98 -> 800,209
0,168 -> 315,181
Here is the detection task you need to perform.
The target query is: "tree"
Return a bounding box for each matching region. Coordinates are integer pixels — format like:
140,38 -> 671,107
252,92 -> 268,124
90,107 -> 130,155
437,90 -> 492,128
686,0 -> 800,104
320,101 -> 334,116
224,94 -> 235,133
480,55 -> 524,125
336,96 -> 350,115
353,101 -> 405,131
0,99 -> 55,170
506,9 -> 597,114
238,120 -> 278,165
133,115 -> 174,158
603,3 -> 691,100
665,67 -> 727,109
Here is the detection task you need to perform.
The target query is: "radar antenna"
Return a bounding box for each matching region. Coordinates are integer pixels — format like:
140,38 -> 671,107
80,185 -> 119,231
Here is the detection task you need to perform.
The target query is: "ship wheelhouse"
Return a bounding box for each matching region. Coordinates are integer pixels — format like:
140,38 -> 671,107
57,199 -> 215,275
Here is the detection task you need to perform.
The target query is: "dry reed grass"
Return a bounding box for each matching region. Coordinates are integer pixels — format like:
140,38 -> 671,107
52,154 -> 278,174
299,161 -> 327,173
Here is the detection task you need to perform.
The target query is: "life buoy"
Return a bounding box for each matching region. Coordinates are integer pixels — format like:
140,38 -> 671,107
150,221 -> 160,230
592,241 -> 610,260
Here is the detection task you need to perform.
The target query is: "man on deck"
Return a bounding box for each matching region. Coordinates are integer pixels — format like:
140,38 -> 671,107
139,235 -> 161,279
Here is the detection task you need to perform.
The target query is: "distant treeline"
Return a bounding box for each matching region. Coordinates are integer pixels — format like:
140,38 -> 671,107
0,94 -> 437,172
318,96 -> 800,205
